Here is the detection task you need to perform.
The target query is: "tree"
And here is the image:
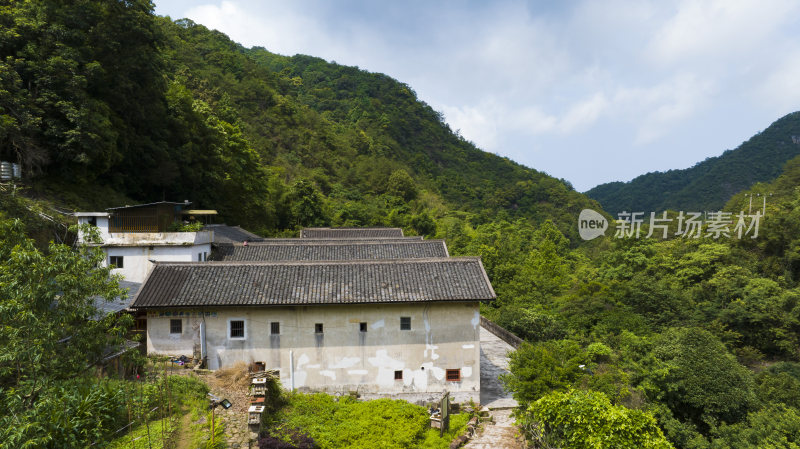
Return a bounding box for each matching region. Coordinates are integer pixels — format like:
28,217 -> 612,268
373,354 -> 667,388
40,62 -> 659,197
649,328 -> 757,430
0,219 -> 131,405
289,179 -> 327,227
386,169 -> 417,201
502,339 -> 584,406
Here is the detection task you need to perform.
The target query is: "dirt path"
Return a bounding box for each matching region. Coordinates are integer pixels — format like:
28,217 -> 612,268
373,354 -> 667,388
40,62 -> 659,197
173,412 -> 193,449
463,409 -> 525,449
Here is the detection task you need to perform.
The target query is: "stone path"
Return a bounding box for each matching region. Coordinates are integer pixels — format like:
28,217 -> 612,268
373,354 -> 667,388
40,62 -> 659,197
463,409 -> 525,449
479,326 -> 517,409
195,365 -> 259,448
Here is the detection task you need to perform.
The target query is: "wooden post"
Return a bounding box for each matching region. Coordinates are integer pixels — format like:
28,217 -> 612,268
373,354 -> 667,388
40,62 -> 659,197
159,376 -> 165,443
440,392 -> 450,437
143,379 -> 153,449
164,359 -> 172,423
211,406 -> 215,445
127,384 -> 135,449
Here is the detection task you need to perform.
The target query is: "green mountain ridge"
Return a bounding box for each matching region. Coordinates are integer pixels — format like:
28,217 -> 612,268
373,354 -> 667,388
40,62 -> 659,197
1,2 -> 598,241
586,111 -> 800,214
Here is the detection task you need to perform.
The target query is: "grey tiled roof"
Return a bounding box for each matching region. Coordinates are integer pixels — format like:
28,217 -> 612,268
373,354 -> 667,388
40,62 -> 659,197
131,258 -> 495,308
92,281 -> 140,319
254,237 -> 423,242
300,227 -> 404,239
210,240 -> 449,261
204,225 -> 264,243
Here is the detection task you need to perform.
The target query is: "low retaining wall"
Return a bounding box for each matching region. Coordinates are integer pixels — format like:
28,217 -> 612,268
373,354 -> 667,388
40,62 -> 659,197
480,316 -> 523,348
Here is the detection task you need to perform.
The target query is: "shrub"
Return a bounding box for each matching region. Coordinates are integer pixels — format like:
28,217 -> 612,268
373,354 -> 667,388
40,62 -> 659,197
521,389 -> 674,449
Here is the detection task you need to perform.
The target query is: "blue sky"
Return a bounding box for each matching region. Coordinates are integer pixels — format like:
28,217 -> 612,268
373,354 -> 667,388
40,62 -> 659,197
153,0 -> 800,191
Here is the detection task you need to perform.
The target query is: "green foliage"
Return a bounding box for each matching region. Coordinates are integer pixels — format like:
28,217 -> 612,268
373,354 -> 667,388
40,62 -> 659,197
272,393 -> 463,449
503,339 -> 585,406
711,406 -> 800,449
519,389 -> 673,449
648,328 -> 757,429
386,169 -> 418,201
0,378 -> 126,449
107,416 -> 177,449
0,218 -> 131,399
418,413 -> 471,449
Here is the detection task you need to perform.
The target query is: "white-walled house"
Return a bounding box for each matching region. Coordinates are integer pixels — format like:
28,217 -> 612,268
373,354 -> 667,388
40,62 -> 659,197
75,202 -> 213,283
130,257 -> 496,402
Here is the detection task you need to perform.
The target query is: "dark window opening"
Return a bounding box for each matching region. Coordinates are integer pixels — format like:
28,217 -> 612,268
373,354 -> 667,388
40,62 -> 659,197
315,323 -> 323,334
109,255 -> 124,268
271,322 -> 280,335
359,322 -> 367,332
446,369 -> 461,382
400,317 -> 411,330
88,217 -> 97,226
170,319 -> 181,334
394,370 -> 403,380
230,320 -> 245,338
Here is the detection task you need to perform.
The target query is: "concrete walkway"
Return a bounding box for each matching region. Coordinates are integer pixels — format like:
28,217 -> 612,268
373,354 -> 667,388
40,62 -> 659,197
479,326 -> 518,409
464,326 -> 525,448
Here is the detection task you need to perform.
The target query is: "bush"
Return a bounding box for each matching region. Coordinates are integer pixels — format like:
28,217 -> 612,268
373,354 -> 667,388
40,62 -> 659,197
521,389 -> 674,449
258,428 -> 316,449
271,393 -> 440,449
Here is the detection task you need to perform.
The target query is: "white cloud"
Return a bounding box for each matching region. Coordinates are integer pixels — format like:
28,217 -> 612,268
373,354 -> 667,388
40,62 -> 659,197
648,0 -> 797,67
756,54 -> 800,113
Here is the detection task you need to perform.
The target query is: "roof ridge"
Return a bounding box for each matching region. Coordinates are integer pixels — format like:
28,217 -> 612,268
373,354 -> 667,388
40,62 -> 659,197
214,240 -> 445,247
153,257 -> 480,266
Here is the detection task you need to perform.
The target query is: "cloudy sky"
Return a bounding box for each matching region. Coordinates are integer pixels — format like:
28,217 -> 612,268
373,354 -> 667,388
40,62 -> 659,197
154,0 -> 800,191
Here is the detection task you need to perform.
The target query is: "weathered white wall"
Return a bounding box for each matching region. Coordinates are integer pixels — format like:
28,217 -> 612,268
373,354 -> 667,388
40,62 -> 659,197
146,302 -> 481,401
76,216 -> 111,242
106,244 -> 211,282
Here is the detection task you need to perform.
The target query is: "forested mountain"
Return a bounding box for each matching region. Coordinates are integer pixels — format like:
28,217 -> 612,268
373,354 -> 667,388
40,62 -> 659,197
586,112 -> 800,214
0,0 -> 597,242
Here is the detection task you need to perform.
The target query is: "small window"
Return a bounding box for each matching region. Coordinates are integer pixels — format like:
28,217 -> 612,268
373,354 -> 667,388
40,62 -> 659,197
203,251 -> 208,261
197,252 -> 202,261
170,319 -> 182,334
271,322 -> 280,335
230,320 -> 245,339
359,322 -> 367,332
109,255 -> 124,268
400,317 -> 411,330
394,370 -> 403,380
315,323 -> 324,334
446,369 -> 461,382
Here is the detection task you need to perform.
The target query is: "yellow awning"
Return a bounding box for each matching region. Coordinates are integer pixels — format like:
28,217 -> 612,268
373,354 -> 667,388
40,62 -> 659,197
181,210 -> 218,215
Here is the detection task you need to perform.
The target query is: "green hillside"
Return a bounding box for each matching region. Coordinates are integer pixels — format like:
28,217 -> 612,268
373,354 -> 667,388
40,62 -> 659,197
586,112 -> 800,214
0,1 -> 597,241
